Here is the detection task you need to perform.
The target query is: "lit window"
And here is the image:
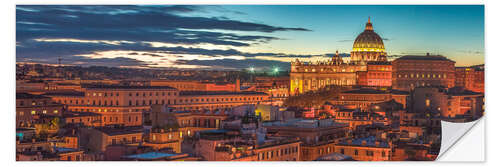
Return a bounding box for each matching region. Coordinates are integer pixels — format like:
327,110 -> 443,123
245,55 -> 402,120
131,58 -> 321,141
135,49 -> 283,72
31,111 -> 36,115
42,110 -> 47,114
426,99 -> 430,107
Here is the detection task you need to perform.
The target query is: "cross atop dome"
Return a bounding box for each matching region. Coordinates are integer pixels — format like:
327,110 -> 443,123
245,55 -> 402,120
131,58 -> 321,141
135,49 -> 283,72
365,17 -> 373,31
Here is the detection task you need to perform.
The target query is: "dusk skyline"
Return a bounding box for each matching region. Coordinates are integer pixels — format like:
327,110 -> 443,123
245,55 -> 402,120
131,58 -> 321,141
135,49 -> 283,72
16,5 -> 484,70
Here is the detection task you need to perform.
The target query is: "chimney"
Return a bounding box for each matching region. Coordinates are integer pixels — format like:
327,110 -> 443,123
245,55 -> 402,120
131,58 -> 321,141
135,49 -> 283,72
426,52 -> 430,56
361,140 -> 367,146
347,140 -> 352,145
375,141 -> 380,147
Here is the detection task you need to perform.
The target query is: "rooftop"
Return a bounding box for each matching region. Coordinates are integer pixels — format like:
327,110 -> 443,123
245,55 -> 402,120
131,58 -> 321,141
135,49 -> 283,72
122,152 -> 180,160
342,88 -> 409,95
16,93 -> 49,99
396,55 -> 454,62
43,91 -> 85,97
337,136 -> 390,148
96,127 -> 143,136
179,91 -> 267,96
315,152 -> 355,161
63,111 -> 101,117
83,85 -> 176,90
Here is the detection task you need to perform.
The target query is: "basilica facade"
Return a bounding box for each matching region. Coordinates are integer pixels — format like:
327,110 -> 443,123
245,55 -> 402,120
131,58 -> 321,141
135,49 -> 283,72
290,18 -> 392,95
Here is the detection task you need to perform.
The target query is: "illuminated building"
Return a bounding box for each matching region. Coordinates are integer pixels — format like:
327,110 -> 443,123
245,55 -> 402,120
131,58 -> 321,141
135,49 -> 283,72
16,93 -> 64,128
149,105 -> 229,139
409,87 -> 484,121
332,109 -> 389,130
392,54 -> 456,91
290,18 -> 389,95
356,62 -> 392,87
334,136 -> 392,161
79,127 -> 143,152
328,88 -> 408,111
248,76 -> 290,106
455,65 -> 484,93
63,112 -> 101,127
45,85 -> 268,127
263,119 -> 349,161
150,79 -> 241,92
171,91 -> 269,111
143,129 -> 182,153
194,129 -> 301,161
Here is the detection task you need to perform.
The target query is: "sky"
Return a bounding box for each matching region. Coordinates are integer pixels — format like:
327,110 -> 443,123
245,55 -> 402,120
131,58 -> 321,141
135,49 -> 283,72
16,5 -> 484,70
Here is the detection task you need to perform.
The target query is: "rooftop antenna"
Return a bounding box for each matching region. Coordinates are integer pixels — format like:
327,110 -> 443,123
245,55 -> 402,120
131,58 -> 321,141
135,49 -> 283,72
58,57 -> 62,67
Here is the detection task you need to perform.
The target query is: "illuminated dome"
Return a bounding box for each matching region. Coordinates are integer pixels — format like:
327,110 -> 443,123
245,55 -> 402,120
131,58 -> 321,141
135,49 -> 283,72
351,17 -> 387,62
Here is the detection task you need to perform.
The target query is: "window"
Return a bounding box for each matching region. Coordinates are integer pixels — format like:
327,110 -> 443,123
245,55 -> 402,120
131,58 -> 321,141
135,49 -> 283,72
31,110 -> 36,115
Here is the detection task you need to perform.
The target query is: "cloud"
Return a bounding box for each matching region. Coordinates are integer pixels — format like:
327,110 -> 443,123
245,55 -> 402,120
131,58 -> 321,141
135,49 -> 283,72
175,58 -> 291,70
16,5 -> 316,69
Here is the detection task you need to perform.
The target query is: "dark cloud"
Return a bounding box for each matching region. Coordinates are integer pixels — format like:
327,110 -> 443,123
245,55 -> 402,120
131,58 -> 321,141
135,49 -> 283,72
16,5 -> 315,69
16,5 -> 310,38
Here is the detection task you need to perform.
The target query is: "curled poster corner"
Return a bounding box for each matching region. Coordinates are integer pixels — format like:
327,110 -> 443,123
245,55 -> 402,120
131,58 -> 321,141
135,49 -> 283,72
437,118 -> 484,161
